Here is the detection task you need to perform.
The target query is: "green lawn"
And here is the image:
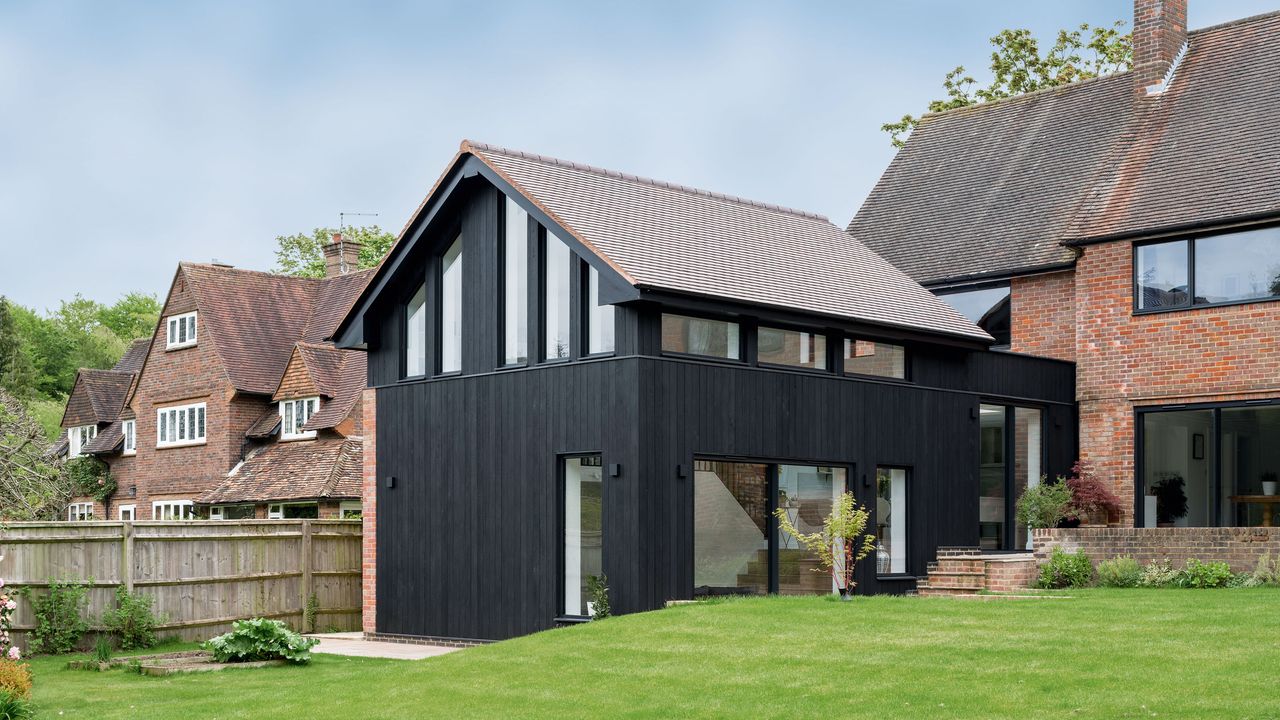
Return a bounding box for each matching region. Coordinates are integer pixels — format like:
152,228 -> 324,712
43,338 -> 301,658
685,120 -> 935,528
28,590 -> 1280,719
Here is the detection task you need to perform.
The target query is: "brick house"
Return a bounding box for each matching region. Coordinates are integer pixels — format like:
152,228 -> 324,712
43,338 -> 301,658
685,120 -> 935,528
57,238 -> 372,521
851,0 -> 1280,530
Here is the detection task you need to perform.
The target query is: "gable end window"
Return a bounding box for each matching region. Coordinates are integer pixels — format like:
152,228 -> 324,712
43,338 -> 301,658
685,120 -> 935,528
544,231 -> 572,361
405,283 -> 427,377
584,264 -> 615,355
166,311 -> 198,350
157,402 -> 207,448
503,196 -> 529,365
441,235 -> 463,373
123,419 -> 136,455
280,397 -> 319,440
1135,226 -> 1280,312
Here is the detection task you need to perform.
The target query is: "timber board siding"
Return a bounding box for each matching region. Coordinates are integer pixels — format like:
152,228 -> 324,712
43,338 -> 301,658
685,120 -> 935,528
0,520 -> 361,649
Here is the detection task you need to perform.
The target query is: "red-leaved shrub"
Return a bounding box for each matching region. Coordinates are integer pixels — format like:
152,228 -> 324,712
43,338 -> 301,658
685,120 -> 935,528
1064,460 -> 1121,523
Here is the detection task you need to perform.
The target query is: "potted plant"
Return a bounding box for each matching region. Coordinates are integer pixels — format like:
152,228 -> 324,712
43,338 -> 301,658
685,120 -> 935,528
1015,479 -> 1072,548
1262,472 -> 1278,496
773,491 -> 876,598
1149,474 -> 1188,526
1064,461 -> 1122,526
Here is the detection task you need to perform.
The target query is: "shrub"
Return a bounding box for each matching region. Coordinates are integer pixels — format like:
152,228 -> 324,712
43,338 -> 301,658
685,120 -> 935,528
303,593 -> 319,634
1015,481 -> 1072,530
1138,559 -> 1179,588
773,491 -> 877,594
1038,548 -> 1093,589
19,580 -> 90,654
1096,556 -> 1142,588
202,618 -> 318,664
65,456 -> 116,502
1063,461 -> 1121,523
1249,552 -> 1280,586
0,661 -> 31,700
101,587 -> 160,651
1175,559 -> 1233,589
92,636 -> 112,664
586,574 -> 610,620
0,689 -> 34,720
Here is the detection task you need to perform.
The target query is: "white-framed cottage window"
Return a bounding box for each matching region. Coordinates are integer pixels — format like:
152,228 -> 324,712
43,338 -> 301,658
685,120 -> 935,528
122,419 -> 136,455
210,505 -> 255,520
339,501 -> 362,519
267,503 -> 318,519
280,397 -> 319,440
157,402 -> 207,447
165,311 -> 198,350
68,424 -> 97,458
118,504 -> 136,521
152,500 -> 195,520
67,502 -> 94,521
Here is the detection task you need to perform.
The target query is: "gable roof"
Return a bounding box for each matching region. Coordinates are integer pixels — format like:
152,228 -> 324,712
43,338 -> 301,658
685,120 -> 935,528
196,437 -> 361,504
62,369 -> 135,427
850,10 -> 1280,285
179,263 -> 374,395
270,341 -> 366,433
338,140 -> 990,345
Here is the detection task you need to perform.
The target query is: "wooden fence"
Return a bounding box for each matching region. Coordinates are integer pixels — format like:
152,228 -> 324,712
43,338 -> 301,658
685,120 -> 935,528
0,520 -> 362,649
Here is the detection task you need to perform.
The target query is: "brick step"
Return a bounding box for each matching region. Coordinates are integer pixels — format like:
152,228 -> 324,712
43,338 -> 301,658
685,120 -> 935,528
920,574 -> 985,590
917,586 -> 982,597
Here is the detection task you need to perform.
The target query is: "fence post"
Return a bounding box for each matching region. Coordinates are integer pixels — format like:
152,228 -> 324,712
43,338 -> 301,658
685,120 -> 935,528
122,522 -> 134,592
301,519 -> 313,630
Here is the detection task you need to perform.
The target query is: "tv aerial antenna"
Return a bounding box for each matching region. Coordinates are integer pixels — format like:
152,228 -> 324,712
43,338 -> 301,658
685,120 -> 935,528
335,211 -> 379,274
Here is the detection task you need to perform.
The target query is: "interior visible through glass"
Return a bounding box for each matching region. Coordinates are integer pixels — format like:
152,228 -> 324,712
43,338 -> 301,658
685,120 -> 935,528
979,404 -> 1006,549
876,467 -> 907,574
776,465 -> 843,595
563,456 -> 603,616
693,461 -> 768,595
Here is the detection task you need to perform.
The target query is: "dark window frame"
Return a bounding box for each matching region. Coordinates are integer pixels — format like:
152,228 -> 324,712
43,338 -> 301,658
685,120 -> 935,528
754,322 -> 834,374
1132,225 -> 1280,315
659,311 -> 747,364
841,335 -> 911,382
557,452 -> 604,620
579,259 -> 617,360
436,231 -> 464,377
978,401 -> 1050,552
539,227 -> 576,365
399,269 -> 429,382
873,465 -> 912,578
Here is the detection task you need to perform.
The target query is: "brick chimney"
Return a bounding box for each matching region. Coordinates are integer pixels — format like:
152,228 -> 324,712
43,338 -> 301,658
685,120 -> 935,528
323,233 -> 363,277
1133,0 -> 1188,95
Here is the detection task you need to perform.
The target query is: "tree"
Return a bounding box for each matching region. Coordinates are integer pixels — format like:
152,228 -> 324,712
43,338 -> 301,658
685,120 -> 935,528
882,21 -> 1132,148
0,388 -> 70,521
274,225 -> 396,278
0,298 -> 36,399
97,292 -> 162,342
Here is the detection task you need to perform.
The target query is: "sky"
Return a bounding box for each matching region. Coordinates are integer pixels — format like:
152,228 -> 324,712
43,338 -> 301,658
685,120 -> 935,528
1,0 -> 1273,312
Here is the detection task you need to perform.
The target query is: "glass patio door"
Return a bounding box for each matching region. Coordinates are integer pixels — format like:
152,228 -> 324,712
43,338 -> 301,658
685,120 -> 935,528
980,404 -> 1044,550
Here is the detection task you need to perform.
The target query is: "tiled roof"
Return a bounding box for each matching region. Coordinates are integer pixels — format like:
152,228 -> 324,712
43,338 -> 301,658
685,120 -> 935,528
181,264 -> 374,395
62,369 -> 135,427
1069,12 -> 1280,241
463,141 -> 988,342
196,437 -> 361,504
82,421 -> 122,454
113,339 -> 150,374
849,11 -> 1280,284
295,343 -> 366,432
45,431 -> 68,460
244,408 -> 281,439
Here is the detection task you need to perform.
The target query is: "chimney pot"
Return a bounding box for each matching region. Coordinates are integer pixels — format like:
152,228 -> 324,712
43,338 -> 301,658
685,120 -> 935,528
323,232 -> 363,277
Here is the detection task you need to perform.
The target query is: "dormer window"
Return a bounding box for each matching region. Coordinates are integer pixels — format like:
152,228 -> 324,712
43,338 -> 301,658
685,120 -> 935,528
166,311 -> 198,350
280,397 -> 319,440
68,424 -> 97,458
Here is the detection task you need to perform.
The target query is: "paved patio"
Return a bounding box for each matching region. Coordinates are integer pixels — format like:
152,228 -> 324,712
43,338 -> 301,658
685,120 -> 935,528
306,632 -> 461,660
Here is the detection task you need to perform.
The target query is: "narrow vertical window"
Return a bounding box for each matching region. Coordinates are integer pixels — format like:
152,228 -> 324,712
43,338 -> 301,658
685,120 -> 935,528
585,265 -> 615,355
563,455 -> 603,616
123,420 -> 136,455
441,235 -> 463,373
405,284 -> 427,377
876,468 -> 908,574
544,231 -> 571,360
504,196 -> 529,365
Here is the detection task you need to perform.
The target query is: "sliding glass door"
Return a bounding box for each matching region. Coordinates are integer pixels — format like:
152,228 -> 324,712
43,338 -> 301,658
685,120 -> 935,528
693,460 -> 847,596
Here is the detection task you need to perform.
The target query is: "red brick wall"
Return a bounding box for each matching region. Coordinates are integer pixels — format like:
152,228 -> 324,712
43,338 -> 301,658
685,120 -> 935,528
361,388 -> 377,635
1010,270 -> 1077,361
1034,527 -> 1279,572
1073,241 -> 1280,523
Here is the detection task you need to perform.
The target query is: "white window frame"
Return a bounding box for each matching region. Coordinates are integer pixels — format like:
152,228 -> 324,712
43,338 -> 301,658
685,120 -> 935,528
122,419 -> 136,455
152,500 -> 195,520
156,402 -> 207,448
68,424 -> 97,459
67,502 -> 94,521
118,504 -> 136,521
209,504 -> 255,521
165,311 -> 198,350
267,502 -> 318,519
279,397 -> 320,440
339,501 -> 362,519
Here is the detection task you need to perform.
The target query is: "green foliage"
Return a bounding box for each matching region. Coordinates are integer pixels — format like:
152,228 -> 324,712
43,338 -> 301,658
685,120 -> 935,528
1138,559 -> 1180,588
101,587 -> 160,651
24,397 -> 65,442
1037,548 -> 1093,589
1014,480 -> 1071,530
883,21 -> 1132,147
0,390 -> 70,521
773,491 -> 877,593
92,636 -> 113,664
1249,552 -> 1280,586
1175,559 -> 1233,589
1095,556 -> 1142,588
273,226 -> 396,278
303,593 -> 319,634
96,292 -> 162,343
202,618 -> 318,664
0,661 -> 31,700
1149,475 -> 1188,524
0,300 -> 35,401
65,456 -> 114,502
19,580 -> 91,655
0,689 -> 34,720
586,575 -> 610,620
